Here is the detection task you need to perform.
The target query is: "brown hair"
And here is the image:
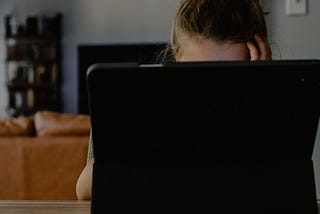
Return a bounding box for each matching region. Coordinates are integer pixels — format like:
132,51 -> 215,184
161,0 -> 268,62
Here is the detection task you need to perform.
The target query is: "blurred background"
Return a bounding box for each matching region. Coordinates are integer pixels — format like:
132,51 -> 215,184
0,0 -> 319,200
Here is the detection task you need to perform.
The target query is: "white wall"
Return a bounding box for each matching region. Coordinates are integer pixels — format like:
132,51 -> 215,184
0,0 -> 179,117
264,0 -> 320,59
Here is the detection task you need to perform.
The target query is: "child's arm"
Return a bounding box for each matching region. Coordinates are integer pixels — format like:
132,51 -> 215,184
76,158 -> 94,200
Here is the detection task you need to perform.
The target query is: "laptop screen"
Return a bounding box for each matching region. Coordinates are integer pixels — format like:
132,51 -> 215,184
87,60 -> 320,214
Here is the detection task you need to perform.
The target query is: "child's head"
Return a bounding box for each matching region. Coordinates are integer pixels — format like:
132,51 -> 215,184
170,0 -> 268,61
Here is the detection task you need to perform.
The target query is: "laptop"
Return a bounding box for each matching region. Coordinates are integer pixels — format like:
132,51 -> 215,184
87,60 -> 320,214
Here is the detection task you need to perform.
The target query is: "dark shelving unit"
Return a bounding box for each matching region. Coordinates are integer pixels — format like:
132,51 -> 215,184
4,13 -> 62,117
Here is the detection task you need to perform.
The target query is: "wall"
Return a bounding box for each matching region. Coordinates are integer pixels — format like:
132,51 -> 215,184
0,0 -> 179,117
264,0 -> 320,59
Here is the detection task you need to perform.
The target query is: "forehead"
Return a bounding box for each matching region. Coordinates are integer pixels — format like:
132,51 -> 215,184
177,36 -> 250,62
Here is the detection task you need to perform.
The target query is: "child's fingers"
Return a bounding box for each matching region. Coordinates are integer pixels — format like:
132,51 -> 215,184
247,41 -> 259,61
254,33 -> 272,60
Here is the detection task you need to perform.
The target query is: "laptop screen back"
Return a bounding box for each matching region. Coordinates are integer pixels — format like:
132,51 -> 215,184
87,60 -> 320,214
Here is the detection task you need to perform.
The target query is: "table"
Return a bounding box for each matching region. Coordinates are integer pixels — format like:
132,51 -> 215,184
0,200 -> 319,213
0,200 -> 91,214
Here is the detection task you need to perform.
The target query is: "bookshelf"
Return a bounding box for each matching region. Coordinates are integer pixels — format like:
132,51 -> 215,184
4,13 -> 62,117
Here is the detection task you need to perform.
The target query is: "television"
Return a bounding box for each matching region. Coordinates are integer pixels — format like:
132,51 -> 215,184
77,43 -> 168,114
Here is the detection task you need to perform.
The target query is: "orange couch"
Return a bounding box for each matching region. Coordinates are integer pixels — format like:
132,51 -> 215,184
0,111 -> 90,200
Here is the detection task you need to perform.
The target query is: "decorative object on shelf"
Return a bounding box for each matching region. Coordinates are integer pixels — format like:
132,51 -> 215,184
4,13 -> 62,117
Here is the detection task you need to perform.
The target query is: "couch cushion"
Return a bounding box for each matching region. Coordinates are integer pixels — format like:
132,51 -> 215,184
0,116 -> 34,136
34,111 -> 91,136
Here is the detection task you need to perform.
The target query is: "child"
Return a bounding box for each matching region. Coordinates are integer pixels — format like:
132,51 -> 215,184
76,0 -> 271,200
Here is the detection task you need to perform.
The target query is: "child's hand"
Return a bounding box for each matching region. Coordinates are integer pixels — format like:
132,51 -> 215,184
247,33 -> 272,60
